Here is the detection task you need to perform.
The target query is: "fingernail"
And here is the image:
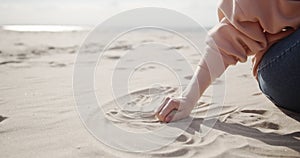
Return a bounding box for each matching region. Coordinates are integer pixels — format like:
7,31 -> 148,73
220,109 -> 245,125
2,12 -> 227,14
165,116 -> 171,122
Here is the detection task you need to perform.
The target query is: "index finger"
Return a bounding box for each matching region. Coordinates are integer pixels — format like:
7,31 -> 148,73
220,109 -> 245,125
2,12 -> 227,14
154,97 -> 170,114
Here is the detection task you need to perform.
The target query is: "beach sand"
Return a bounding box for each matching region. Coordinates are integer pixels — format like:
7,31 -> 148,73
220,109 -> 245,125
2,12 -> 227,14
0,28 -> 299,158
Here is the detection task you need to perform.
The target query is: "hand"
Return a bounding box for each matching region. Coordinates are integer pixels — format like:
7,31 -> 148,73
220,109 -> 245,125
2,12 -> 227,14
155,97 -> 194,123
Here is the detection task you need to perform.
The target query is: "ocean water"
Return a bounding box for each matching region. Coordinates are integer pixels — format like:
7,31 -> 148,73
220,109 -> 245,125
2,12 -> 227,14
1,25 -> 91,32
1,25 -> 212,33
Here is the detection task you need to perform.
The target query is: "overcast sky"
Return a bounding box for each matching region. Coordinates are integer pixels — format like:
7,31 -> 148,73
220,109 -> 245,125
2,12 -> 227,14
0,0 -> 220,26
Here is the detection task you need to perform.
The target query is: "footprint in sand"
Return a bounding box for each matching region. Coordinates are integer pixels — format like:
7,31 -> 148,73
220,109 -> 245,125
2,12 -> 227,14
225,109 -> 280,130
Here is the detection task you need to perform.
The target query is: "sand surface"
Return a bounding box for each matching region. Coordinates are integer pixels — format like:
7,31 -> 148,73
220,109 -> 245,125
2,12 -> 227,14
0,28 -> 300,158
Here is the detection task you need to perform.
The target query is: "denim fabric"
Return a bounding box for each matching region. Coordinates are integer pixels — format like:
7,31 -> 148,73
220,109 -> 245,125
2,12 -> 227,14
257,29 -> 300,113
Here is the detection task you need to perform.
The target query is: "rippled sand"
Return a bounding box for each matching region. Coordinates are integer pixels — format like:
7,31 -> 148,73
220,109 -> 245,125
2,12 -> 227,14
0,28 -> 299,158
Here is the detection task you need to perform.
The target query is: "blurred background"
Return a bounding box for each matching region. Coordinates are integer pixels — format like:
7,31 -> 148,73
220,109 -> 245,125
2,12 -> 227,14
0,0 -> 219,31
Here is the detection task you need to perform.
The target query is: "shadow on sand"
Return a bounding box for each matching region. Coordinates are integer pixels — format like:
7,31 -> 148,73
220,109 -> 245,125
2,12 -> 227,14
170,113 -> 300,153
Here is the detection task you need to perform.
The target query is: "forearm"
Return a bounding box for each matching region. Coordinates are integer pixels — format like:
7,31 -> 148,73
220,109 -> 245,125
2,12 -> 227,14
181,49 -> 229,106
181,65 -> 211,105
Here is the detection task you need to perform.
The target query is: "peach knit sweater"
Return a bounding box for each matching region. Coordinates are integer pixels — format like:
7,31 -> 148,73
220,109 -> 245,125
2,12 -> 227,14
181,0 -> 300,105
201,0 -> 300,78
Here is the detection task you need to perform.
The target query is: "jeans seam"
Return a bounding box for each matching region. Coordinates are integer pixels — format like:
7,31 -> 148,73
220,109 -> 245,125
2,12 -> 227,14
258,40 -> 300,72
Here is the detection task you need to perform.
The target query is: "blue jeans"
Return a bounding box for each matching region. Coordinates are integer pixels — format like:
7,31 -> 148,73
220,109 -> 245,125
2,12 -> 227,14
257,29 -> 300,113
